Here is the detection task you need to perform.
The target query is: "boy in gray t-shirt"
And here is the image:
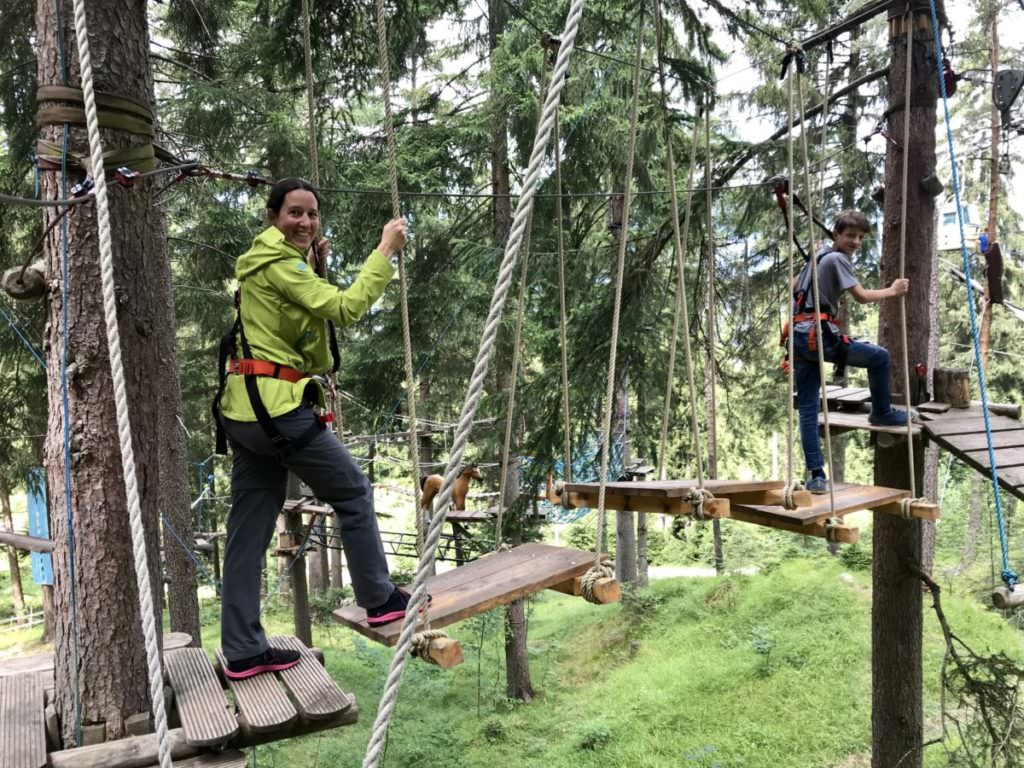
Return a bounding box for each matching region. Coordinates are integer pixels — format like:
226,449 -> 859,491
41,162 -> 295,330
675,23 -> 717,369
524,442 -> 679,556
791,209 -> 914,494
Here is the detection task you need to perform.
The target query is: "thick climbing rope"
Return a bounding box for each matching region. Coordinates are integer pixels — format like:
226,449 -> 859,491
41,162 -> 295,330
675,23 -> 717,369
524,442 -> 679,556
653,0 -> 704,489
896,7 -> 919,495
555,112 -> 573,484
374,0 -> 423,546
361,0 -> 586,762
928,0 -> 1016,590
594,2 -> 645,564
69,1 -> 172,766
704,103 -> 718,482
794,52 -> 837,516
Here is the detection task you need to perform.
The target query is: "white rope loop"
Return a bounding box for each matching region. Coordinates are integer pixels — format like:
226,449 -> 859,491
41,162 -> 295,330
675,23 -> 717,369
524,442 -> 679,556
824,516 -> 843,544
361,1 -> 586,763
69,2 -> 172,766
580,561 -> 615,604
899,496 -> 925,520
685,487 -> 715,521
410,629 -> 450,663
781,480 -> 805,511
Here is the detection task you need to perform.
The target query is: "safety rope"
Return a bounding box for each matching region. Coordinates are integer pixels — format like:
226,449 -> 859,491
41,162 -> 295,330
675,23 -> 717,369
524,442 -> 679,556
896,6 -> 918,495
794,49 -> 837,516
555,111 -> 573,484
361,0 -> 585,761
818,41 -> 832,200
927,0 -> 1016,590
704,102 -> 718,482
69,1 -> 172,766
374,0 -> 423,548
594,2 -> 644,564
301,0 -> 319,187
653,0 -> 704,492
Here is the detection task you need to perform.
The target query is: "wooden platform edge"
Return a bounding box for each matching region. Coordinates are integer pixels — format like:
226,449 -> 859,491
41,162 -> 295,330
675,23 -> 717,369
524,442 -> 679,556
562,490 -> 730,518
548,574 -> 621,604
727,508 -> 859,543
722,489 -> 813,508
873,500 -> 940,522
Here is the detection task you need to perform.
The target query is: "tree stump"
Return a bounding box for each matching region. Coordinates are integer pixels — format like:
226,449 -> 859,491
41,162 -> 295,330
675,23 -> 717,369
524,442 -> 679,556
932,367 -> 970,408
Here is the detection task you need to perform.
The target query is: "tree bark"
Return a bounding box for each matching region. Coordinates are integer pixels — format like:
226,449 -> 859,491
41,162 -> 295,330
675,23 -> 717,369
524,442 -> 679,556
614,375 -> 636,584
39,0 -> 165,745
872,7 -> 941,767
1,477 -> 26,614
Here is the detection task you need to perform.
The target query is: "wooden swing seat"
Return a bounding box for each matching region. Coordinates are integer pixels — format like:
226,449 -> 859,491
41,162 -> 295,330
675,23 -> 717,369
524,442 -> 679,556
2,636 -> 356,768
332,543 -> 619,647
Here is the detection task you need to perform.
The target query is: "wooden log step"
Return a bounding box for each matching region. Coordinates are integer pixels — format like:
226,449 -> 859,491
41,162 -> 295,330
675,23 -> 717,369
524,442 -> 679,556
721,488 -> 813,508
727,507 -> 859,543
992,586 -> 1024,610
918,401 -> 952,414
269,636 -> 353,719
834,388 -> 873,404
164,648 -> 238,747
819,410 -> 923,436
548,574 -> 621,604
728,482 -> 911,525
334,543 -> 609,646
0,672 -> 46,768
214,649 -> 297,733
872,500 -> 941,522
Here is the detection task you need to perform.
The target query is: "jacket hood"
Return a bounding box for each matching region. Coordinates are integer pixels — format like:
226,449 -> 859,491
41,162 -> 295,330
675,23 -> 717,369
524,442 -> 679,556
236,226 -> 307,280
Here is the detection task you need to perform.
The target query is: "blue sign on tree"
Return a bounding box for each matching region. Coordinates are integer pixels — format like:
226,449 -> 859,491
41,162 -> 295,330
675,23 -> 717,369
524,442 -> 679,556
27,467 -> 53,586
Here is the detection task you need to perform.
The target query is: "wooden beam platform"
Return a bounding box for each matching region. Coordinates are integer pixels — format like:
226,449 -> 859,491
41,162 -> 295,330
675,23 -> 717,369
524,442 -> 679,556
922,411 -> 1024,502
557,479 -> 813,517
0,672 -> 45,768
728,482 -> 929,529
333,543 -> 617,646
164,648 -> 238,748
819,410 -> 923,437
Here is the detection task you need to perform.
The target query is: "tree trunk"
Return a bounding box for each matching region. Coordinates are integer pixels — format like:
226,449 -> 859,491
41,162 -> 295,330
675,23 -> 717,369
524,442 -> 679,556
0,478 -> 26,614
872,7 -> 941,767
614,375 -> 636,584
39,0 -> 166,746
157,303 -> 200,646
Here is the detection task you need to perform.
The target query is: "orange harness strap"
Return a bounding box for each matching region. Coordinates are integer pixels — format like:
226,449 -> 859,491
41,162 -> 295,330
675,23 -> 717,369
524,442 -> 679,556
227,358 -> 307,384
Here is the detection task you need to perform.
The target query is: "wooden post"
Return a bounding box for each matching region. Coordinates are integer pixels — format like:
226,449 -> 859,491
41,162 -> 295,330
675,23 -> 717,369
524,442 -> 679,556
932,367 -> 970,407
872,5 -> 941,767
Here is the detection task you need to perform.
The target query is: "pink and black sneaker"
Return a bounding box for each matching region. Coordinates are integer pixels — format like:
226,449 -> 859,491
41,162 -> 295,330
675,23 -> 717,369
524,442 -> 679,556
224,647 -> 301,680
366,586 -> 431,626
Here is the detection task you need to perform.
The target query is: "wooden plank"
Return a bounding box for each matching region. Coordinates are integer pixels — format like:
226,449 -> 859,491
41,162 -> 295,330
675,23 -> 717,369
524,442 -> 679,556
723,489 -> 813,508
918,401 -> 952,414
963,447 -> 1024,470
729,482 -> 909,525
270,636 -> 353,720
0,672 -> 46,768
873,501 -> 941,522
835,390 -> 873,405
0,531 -> 53,553
924,414 -> 1022,437
214,649 -> 297,733
164,648 -> 238,747
819,410 -> 923,436
936,429 -> 1024,452
171,750 -> 248,768
561,478 -> 782,498
563,490 -> 730,517
0,633 -> 191,679
333,543 -> 605,646
825,386 -> 866,401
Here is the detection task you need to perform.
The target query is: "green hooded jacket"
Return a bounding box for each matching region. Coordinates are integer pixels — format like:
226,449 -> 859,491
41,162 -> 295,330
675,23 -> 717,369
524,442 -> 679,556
219,225 -> 394,421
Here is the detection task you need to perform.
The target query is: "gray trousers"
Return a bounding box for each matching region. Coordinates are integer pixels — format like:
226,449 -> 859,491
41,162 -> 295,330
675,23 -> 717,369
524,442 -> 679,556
220,405 -> 392,661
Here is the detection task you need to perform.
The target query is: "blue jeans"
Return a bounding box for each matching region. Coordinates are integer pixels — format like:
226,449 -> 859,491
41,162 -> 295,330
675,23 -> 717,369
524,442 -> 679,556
793,329 -> 892,473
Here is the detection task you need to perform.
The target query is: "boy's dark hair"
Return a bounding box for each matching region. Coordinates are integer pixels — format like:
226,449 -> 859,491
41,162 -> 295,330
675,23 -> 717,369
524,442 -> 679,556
266,177 -> 320,213
833,209 -> 870,235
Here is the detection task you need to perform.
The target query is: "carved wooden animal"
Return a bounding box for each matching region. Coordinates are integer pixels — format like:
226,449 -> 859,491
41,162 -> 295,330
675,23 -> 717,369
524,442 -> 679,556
419,464 -> 482,512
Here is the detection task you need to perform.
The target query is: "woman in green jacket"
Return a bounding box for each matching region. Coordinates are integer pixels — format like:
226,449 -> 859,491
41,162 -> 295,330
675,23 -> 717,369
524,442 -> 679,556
216,177 -> 411,679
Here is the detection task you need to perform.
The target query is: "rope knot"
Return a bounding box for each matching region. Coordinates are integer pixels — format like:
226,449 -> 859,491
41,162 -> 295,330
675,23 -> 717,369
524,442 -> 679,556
580,561 -> 616,604
410,629 -> 451,664
685,488 -> 716,520
824,517 -> 843,544
781,481 -> 805,510
1001,568 -> 1019,591
898,496 -> 927,520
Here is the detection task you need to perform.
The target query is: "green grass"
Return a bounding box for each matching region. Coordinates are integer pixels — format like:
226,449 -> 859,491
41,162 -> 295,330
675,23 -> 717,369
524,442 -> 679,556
243,557 -> 1023,768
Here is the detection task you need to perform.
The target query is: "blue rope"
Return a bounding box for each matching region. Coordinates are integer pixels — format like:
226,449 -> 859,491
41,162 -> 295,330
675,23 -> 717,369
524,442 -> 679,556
0,302 -> 46,369
928,0 -> 1016,592
160,514 -> 221,591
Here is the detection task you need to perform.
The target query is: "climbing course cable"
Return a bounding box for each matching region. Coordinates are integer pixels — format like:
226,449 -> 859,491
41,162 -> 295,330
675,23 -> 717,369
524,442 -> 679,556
782,53 -> 802,508
555,108 -> 573,484
361,0 -> 587,762
374,0 -> 424,545
69,1 -> 172,766
927,0 -> 1017,591
594,1 -> 645,563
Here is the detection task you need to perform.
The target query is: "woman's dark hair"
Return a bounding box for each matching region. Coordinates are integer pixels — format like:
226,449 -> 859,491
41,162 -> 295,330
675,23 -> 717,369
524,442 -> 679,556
266,177 -> 321,213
